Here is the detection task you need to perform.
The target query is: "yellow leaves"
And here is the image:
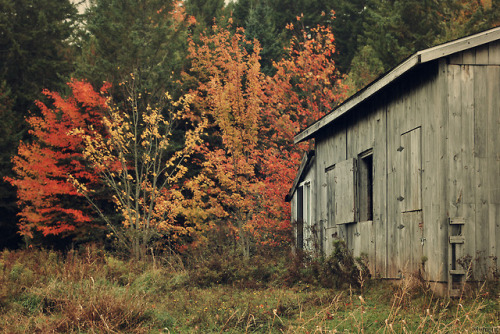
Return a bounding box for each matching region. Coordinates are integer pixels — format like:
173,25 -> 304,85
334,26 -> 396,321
68,72 -> 208,245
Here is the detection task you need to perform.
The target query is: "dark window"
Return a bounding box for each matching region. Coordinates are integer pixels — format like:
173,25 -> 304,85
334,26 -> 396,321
358,151 -> 373,221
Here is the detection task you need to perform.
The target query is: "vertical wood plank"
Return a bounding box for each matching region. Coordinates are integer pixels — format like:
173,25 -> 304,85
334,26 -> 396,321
462,49 -> 476,64
488,40 -> 500,64
436,60 -> 450,282
474,65 -> 490,278
475,45 -> 489,64
386,87 -> 403,278
486,66 -> 500,274
448,65 -> 462,218
421,65 -> 441,281
448,64 -> 463,283
374,102 -> 387,278
460,65 -> 477,276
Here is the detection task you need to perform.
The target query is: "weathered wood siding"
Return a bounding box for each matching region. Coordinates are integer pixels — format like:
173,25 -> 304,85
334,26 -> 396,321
315,97 -> 387,277
449,40 -> 500,65
420,60 -> 449,283
446,58 -> 500,280
301,40 -> 500,284
316,119 -> 347,256
385,63 -> 441,280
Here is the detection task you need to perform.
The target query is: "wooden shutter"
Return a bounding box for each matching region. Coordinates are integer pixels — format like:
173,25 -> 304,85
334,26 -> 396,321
333,158 -> 357,224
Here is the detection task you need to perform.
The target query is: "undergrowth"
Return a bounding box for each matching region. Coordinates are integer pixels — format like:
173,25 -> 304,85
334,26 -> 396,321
0,244 -> 498,333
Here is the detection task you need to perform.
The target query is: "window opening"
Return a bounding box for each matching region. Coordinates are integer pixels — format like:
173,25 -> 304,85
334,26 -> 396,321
358,151 -> 373,221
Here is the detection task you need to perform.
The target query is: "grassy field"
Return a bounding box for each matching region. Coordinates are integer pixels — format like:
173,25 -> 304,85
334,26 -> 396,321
0,246 -> 498,333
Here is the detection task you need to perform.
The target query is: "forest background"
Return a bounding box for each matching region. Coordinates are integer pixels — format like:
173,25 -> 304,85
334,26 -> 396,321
0,0 -> 498,257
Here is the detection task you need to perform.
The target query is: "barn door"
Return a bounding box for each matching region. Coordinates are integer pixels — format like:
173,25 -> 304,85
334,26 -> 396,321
397,127 -> 423,274
400,127 -> 422,213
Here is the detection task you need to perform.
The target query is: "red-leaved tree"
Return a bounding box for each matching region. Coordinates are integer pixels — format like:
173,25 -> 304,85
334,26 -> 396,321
6,80 -> 110,239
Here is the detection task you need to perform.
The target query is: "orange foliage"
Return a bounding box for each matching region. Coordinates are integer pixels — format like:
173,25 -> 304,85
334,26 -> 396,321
185,20 -> 346,250
184,24 -> 267,252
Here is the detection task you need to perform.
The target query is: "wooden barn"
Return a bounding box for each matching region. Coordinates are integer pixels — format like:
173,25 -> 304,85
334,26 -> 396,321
286,27 -> 500,295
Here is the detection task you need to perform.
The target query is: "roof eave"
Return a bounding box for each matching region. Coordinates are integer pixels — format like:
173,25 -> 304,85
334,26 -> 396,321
294,26 -> 500,144
294,54 -> 421,144
285,150 -> 315,202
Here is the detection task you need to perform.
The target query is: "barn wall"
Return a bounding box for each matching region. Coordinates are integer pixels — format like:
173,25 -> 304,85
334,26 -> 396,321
345,100 -> 387,278
306,40 -> 500,284
314,61 -> 449,281
446,59 -> 500,281
315,93 -> 388,276
385,62 -> 448,282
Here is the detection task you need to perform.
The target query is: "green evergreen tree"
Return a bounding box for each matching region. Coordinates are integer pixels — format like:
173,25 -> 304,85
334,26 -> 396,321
184,0 -> 226,28
244,0 -> 285,75
347,0 -> 499,92
0,0 -> 77,112
74,0 -> 192,103
329,0 -> 368,75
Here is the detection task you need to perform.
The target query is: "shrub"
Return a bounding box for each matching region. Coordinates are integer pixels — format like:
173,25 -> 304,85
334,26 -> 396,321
283,240 -> 370,289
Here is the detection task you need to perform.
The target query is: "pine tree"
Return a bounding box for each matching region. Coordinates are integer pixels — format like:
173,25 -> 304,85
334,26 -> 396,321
244,0 -> 285,75
74,0 -> 194,103
184,0 -> 226,28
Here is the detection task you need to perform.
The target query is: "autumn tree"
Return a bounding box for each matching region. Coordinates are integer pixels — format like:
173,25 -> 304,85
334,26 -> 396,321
71,76 -> 207,259
184,24 -> 267,256
6,80 -> 108,242
255,18 -> 347,245
184,20 -> 346,255
8,77 -> 207,256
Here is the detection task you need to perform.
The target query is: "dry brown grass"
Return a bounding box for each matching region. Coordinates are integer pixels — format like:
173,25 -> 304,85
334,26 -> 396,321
0,248 -> 497,333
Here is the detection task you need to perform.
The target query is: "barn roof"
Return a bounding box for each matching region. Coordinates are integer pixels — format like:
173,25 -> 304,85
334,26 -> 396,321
294,26 -> 500,144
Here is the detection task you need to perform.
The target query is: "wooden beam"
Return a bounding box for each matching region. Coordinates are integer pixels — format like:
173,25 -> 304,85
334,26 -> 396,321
449,217 -> 465,225
419,27 -> 500,63
449,236 -> 465,244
